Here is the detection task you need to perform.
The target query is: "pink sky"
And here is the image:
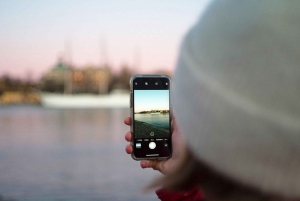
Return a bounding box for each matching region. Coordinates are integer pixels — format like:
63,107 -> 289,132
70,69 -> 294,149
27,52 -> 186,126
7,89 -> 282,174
0,0 -> 211,81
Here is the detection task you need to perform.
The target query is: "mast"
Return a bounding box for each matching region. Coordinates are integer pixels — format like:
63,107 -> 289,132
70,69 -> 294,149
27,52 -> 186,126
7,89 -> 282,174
64,38 -> 73,94
99,37 -> 109,94
100,37 -> 108,67
133,46 -> 141,74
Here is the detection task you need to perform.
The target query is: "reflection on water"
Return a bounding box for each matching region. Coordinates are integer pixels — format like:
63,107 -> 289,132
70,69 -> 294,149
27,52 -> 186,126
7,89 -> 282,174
135,113 -> 170,129
0,105 -> 158,201
0,106 -> 125,145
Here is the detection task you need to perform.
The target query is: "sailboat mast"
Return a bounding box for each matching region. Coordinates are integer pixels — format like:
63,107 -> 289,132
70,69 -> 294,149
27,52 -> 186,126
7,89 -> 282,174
133,46 -> 141,74
99,37 -> 109,94
64,38 -> 73,94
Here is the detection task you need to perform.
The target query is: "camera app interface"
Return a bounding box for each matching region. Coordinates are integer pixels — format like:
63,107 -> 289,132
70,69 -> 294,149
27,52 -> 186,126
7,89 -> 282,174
134,90 -> 170,139
133,77 -> 171,158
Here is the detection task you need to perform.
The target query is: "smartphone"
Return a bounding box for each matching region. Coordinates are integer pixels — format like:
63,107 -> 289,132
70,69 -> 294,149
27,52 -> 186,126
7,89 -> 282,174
130,74 -> 172,160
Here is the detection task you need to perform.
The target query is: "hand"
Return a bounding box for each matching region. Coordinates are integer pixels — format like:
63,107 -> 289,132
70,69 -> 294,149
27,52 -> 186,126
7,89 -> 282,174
124,116 -> 187,175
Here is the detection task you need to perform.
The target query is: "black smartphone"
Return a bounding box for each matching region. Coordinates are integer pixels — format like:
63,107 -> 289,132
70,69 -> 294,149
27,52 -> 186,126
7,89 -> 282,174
130,74 -> 172,160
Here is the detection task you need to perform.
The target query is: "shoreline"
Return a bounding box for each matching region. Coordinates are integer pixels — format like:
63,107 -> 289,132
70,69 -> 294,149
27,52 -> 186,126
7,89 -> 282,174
134,120 -> 169,138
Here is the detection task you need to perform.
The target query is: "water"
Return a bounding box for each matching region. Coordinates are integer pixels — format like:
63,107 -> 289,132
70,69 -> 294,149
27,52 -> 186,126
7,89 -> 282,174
0,105 -> 159,201
135,114 -> 170,130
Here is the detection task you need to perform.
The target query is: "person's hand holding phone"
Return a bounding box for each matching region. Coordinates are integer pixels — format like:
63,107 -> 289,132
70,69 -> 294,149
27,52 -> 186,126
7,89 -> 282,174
130,75 -> 172,160
124,116 -> 187,175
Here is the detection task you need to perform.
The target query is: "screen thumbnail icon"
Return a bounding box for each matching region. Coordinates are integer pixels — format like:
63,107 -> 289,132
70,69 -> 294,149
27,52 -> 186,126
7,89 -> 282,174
136,143 -> 141,148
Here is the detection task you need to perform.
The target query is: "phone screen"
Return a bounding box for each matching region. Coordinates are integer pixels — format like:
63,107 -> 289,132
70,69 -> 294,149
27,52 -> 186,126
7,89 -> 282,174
131,76 -> 172,159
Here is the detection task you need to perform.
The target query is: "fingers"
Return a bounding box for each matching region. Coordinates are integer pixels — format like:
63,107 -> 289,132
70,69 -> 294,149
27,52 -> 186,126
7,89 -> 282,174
141,160 -> 154,168
140,160 -> 162,171
124,117 -> 131,126
125,131 -> 132,154
125,131 -> 131,142
125,144 -> 133,154
124,116 -> 163,173
124,117 -> 132,155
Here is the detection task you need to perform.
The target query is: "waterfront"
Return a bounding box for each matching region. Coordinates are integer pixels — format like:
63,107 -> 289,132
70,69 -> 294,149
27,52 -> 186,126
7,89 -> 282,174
134,120 -> 169,138
0,105 -> 158,201
135,113 -> 170,130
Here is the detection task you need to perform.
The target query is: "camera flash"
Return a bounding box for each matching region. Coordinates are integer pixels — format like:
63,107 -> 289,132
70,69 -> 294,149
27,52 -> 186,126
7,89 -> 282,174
166,83 -> 168,85
135,82 -> 137,85
145,82 -> 148,85
155,82 -> 158,85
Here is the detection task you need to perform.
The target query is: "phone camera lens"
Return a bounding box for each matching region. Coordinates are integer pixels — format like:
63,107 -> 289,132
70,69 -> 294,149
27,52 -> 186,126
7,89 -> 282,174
135,82 -> 137,85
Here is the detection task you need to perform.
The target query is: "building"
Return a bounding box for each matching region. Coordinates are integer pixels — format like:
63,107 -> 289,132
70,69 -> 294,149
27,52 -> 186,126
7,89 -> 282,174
40,58 -> 71,93
72,66 -> 111,94
40,59 -> 111,94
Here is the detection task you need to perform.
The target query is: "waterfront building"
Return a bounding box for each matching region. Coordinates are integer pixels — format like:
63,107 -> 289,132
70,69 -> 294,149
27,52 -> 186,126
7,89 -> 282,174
71,65 -> 111,94
40,58 -> 72,93
40,60 -> 111,94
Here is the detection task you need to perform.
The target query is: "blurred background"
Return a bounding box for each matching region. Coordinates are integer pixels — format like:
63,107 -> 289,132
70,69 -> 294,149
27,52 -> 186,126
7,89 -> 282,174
0,0 -> 210,200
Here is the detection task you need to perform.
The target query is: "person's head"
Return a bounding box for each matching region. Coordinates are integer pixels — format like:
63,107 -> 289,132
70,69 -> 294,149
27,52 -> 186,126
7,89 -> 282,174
167,0 -> 300,200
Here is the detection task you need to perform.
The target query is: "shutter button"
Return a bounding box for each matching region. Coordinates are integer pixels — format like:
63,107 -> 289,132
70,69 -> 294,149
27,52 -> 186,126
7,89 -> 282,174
149,142 -> 156,149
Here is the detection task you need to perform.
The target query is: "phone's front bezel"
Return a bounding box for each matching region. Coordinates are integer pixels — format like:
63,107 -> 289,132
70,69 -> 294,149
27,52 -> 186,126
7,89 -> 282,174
130,75 -> 172,161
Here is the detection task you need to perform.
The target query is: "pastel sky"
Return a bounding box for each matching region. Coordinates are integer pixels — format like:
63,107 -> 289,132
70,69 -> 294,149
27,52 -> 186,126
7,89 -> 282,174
134,90 -> 169,113
0,0 -> 211,80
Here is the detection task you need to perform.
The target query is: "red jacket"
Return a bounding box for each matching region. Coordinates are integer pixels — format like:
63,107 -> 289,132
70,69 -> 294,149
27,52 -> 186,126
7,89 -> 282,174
156,187 -> 204,201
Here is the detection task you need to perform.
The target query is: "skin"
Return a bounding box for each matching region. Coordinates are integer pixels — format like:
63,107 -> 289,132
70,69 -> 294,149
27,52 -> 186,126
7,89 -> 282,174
125,116 -> 213,200
124,116 -> 187,175
125,116 -> 273,201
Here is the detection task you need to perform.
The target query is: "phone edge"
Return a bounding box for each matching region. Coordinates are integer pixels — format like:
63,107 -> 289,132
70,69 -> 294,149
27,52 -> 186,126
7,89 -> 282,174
129,74 -> 172,161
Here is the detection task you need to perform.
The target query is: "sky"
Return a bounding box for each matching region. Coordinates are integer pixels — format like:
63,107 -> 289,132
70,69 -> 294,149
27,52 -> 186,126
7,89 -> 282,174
0,0 -> 211,81
134,90 -> 169,113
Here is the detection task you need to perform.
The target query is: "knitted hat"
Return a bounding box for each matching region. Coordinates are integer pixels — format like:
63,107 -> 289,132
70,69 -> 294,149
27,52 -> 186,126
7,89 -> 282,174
172,0 -> 300,198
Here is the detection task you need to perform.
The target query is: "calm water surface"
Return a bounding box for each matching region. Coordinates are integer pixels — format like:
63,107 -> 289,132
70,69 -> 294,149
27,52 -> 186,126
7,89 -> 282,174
135,114 -> 169,129
0,105 -> 159,201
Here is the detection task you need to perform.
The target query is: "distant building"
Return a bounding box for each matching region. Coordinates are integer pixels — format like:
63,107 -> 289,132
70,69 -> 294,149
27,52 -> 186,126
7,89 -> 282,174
40,58 -> 71,93
0,79 -> 5,94
72,65 -> 111,94
40,59 -> 111,94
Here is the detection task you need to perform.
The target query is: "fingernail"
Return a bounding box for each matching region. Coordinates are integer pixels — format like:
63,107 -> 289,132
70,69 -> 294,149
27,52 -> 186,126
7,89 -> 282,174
141,161 -> 147,168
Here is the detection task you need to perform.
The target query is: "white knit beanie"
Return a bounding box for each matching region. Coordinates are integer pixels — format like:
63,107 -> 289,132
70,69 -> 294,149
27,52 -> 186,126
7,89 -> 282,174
172,0 -> 300,198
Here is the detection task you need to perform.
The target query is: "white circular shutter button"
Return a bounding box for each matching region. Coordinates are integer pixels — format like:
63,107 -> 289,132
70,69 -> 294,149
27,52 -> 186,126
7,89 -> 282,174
149,142 -> 156,149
